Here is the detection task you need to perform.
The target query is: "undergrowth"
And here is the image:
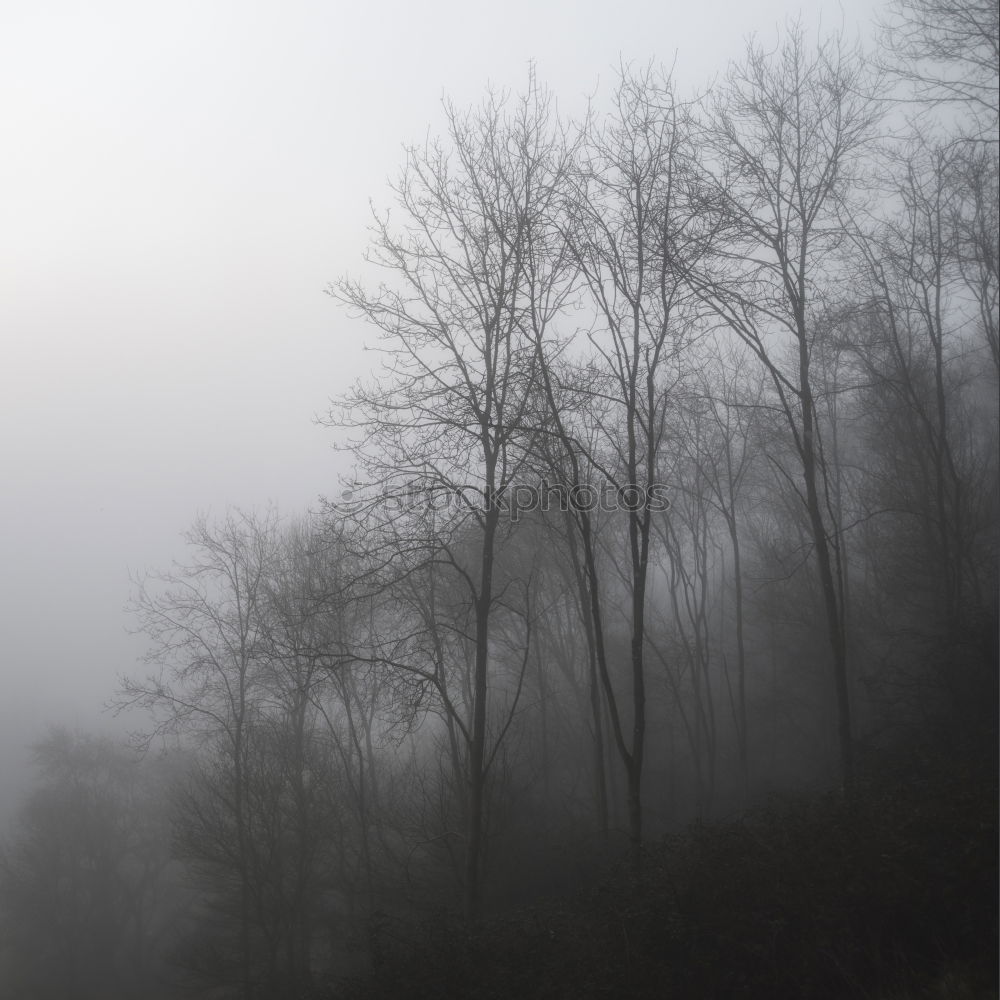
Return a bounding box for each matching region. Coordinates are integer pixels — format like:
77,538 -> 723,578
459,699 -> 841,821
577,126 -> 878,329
332,733 -> 997,999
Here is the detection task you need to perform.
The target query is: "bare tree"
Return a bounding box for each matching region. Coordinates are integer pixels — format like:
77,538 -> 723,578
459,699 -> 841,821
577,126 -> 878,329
118,508 -> 276,999
851,139 -> 995,636
691,27 -> 882,788
0,730 -> 180,1000
687,346 -> 767,802
880,0 -> 999,139
553,63 -> 711,864
255,516 -> 356,994
327,76 -> 570,919
648,353 -> 765,813
951,144 -> 1000,372
653,422 -> 720,819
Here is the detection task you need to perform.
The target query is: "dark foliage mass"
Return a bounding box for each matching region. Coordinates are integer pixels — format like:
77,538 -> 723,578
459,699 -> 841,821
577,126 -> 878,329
1,1 -> 996,997
337,734 -> 997,1000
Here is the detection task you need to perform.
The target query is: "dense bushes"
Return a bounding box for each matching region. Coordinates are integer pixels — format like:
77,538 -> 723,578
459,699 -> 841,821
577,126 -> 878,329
336,732 -> 997,999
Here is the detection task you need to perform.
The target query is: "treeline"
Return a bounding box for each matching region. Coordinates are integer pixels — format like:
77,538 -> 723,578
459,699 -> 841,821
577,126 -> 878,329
1,2 -> 997,998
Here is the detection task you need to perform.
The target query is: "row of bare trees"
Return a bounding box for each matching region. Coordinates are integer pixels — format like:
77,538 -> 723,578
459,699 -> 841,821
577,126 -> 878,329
1,3 -> 995,996
326,7 -> 996,917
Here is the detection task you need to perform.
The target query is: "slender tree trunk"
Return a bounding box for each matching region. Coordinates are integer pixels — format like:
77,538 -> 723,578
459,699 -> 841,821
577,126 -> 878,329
233,727 -> 252,1000
465,506 -> 498,922
799,370 -> 853,788
727,514 -> 749,802
564,508 -> 609,844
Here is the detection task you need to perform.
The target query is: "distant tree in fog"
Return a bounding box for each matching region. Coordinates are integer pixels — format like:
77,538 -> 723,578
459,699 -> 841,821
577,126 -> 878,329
692,27 -> 882,788
880,0 -> 999,137
0,729 -> 180,1000
119,509 -> 276,1000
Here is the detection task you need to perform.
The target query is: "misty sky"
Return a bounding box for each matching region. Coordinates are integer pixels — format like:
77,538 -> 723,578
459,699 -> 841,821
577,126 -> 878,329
0,0 -> 884,820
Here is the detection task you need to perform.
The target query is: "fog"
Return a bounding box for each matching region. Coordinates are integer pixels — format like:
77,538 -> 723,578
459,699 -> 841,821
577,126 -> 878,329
0,0 -> 880,823
6,1 -> 997,998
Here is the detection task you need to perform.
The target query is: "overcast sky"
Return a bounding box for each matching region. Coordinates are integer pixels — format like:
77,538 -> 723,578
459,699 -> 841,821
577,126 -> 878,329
0,0 -> 884,820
